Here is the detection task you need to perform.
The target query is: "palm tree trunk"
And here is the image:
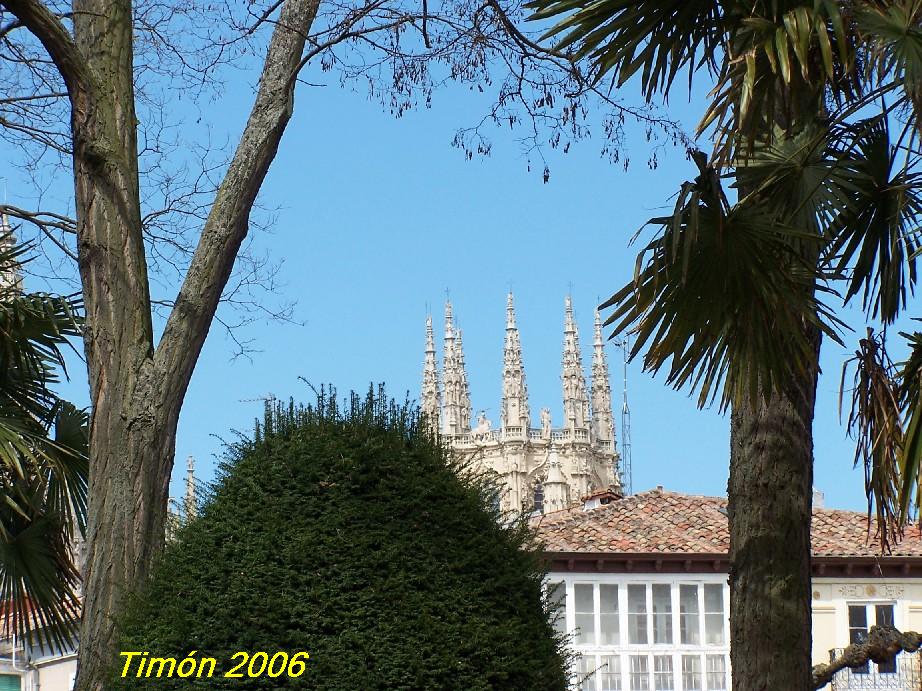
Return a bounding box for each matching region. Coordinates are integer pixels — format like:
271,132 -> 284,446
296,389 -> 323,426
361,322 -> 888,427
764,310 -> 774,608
728,324 -> 821,691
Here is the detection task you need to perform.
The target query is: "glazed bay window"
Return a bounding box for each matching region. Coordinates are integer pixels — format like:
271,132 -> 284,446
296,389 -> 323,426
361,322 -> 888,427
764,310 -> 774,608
556,578 -> 730,691
705,655 -> 728,690
679,585 -> 700,645
652,585 -> 673,644
600,655 -> 622,691
703,585 -> 725,645
600,584 -> 620,644
653,656 -> 674,690
548,581 -> 566,638
681,655 -> 702,690
576,584 -> 596,644
628,584 -> 648,644
629,655 -> 649,691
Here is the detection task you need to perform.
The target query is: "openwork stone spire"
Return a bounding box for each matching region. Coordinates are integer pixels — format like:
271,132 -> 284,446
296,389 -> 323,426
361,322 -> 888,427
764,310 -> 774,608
590,309 -> 614,443
456,327 -> 472,432
561,296 -> 590,430
184,455 -> 197,520
442,301 -> 471,434
420,314 -> 441,434
501,292 -> 530,432
0,212 -> 21,292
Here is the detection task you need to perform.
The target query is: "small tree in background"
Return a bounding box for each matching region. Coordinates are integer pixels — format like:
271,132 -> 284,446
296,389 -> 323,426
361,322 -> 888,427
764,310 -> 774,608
112,386 -> 569,690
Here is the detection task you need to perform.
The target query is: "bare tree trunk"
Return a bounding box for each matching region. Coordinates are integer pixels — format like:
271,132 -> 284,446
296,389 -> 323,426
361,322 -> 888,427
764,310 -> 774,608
66,1 -> 180,685
0,1 -> 321,688
728,325 -> 821,691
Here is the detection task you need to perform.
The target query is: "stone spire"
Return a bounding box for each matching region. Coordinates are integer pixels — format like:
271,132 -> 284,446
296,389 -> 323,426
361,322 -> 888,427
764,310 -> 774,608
590,309 -> 614,443
184,455 -> 197,520
561,296 -> 590,430
442,302 -> 471,435
420,314 -> 441,434
0,212 -> 21,292
500,292 -> 530,433
456,327 -> 472,432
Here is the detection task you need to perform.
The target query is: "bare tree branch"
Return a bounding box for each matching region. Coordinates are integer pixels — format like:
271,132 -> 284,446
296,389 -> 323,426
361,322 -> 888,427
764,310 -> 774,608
153,0 -> 320,400
0,0 -> 89,97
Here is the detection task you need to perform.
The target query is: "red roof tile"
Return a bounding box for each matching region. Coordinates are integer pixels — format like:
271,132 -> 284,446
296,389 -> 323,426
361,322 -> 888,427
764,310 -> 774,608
533,488 -> 922,558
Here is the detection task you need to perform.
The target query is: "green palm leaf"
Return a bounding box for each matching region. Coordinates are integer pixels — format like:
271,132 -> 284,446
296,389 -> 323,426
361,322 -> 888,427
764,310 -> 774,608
526,0 -> 726,100
827,116 -> 922,324
601,150 -> 842,411
857,0 -> 922,132
0,234 -> 87,652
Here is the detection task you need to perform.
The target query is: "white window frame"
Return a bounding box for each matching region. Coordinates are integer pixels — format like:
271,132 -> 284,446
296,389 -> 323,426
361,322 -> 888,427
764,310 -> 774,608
551,574 -> 731,691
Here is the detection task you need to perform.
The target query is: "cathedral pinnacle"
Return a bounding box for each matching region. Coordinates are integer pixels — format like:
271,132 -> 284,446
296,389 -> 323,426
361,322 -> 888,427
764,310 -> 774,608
421,314 -> 441,434
501,292 -> 529,432
442,302 -> 471,435
0,212 -> 21,292
561,296 -> 590,431
184,455 -> 197,520
591,309 -> 615,443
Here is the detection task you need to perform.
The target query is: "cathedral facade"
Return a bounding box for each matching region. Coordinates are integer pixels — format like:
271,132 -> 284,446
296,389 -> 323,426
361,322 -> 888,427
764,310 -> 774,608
421,294 -> 622,514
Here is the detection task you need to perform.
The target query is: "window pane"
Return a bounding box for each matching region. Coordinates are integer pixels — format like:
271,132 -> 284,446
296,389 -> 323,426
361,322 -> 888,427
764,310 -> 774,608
876,605 -> 896,674
682,655 -> 702,691
629,655 -> 650,691
703,585 -> 725,645
548,581 -> 566,638
705,655 -> 727,691
575,584 -> 596,644
601,655 -> 622,691
847,605 -> 870,674
680,585 -> 701,645
628,584 -> 648,644
577,655 -> 597,691
652,584 -> 673,644
653,655 -> 674,690
848,604 -> 868,629
601,584 -> 620,645
533,483 -> 544,513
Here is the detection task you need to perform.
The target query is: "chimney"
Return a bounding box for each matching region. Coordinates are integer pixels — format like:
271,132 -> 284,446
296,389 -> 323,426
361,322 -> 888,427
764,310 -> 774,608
582,485 -> 624,511
813,488 -> 825,509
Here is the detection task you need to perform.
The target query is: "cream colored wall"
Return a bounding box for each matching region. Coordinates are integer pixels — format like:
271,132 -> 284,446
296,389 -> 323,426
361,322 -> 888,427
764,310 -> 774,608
811,578 -> 922,666
36,658 -> 76,691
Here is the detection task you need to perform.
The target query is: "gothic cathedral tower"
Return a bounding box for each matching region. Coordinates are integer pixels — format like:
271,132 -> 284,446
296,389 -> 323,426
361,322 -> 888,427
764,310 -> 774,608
420,295 -> 622,514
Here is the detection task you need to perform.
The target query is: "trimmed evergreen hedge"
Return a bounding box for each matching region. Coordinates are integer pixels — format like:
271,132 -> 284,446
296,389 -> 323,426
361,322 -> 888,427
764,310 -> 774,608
112,387 -> 569,689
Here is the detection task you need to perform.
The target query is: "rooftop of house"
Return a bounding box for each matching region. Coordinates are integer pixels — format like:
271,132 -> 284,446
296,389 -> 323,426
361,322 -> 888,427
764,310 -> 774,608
533,487 -> 922,559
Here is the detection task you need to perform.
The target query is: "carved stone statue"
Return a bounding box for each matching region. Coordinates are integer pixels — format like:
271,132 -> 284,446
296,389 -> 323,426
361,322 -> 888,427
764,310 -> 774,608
540,408 -> 552,438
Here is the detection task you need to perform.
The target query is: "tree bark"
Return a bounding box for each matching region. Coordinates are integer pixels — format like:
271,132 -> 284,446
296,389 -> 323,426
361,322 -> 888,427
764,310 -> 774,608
0,1 -> 321,688
728,325 -> 821,691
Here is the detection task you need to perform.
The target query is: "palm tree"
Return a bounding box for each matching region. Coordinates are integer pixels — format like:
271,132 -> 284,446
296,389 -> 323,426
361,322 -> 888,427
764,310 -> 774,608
522,1 -> 922,689
0,225 -> 88,653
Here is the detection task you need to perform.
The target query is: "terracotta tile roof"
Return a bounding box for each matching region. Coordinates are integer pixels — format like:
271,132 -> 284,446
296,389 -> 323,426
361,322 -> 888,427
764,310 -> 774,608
533,488 -> 922,558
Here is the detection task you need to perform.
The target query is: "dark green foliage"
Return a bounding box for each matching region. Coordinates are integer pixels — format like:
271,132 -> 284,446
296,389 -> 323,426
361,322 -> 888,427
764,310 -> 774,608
112,386 -> 568,690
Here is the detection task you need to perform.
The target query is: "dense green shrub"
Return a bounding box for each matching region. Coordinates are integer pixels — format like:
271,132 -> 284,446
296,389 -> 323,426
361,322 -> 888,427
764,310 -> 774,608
112,387 -> 569,690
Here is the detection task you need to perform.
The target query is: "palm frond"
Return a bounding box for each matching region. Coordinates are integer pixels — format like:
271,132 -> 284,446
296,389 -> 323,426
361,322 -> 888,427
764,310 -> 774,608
827,115 -> 922,323
898,329 -> 922,521
840,328 -> 903,550
0,505 -> 81,653
856,0 -> 922,133
702,1 -> 859,159
601,150 -> 842,411
526,0 -> 726,101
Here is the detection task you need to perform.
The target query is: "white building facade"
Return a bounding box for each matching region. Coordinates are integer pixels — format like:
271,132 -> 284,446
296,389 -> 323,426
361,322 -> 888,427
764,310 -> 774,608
537,489 -> 922,691
421,295 -> 621,514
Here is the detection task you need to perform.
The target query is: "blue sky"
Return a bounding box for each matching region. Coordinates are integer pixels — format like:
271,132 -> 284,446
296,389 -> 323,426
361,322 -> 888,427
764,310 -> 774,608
2,48 -> 894,514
